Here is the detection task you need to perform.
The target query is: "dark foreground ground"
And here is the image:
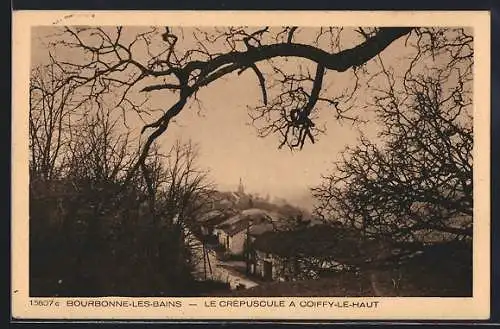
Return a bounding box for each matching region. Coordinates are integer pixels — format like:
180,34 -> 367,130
210,242 -> 472,297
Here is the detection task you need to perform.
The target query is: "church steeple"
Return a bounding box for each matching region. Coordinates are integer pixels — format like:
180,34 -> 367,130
237,177 -> 245,195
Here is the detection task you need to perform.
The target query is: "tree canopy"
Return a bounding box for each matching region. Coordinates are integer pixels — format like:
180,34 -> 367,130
311,28 -> 473,243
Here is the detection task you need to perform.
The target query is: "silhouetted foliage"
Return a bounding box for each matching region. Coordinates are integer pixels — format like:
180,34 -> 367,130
29,76 -> 213,295
41,26 -> 414,182
30,26 -> 474,297
312,28 -> 473,244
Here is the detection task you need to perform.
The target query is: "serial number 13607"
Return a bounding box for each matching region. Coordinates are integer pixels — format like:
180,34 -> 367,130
30,299 -> 60,307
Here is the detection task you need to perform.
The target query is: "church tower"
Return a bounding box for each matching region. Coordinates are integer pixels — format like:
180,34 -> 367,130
237,177 -> 245,195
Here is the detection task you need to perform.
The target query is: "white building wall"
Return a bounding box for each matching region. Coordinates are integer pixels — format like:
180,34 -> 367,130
215,229 -> 229,249
228,230 -> 246,255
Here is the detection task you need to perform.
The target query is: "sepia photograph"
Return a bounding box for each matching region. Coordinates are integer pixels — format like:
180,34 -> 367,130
12,11 -> 490,320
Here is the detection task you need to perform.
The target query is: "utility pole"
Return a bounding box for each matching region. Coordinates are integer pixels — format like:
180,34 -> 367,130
245,220 -> 251,275
202,242 -> 207,280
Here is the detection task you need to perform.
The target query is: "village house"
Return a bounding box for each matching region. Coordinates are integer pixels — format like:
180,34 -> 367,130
247,221 -> 448,283
196,209 -> 237,239
247,223 -> 378,282
213,208 -> 281,256
233,238 -> 473,297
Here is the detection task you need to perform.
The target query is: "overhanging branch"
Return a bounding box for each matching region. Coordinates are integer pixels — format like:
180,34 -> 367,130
128,27 -> 413,182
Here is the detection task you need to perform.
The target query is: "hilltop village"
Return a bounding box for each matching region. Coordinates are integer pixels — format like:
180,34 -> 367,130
186,179 -> 318,289
184,180 -> 472,297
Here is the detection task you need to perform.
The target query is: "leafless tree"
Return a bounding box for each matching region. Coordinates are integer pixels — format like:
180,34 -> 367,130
312,28 -> 473,243
63,106 -> 138,183
31,26 -> 474,295
29,60 -> 76,180
146,141 -> 214,290
43,26 -> 414,185
29,61 -> 212,294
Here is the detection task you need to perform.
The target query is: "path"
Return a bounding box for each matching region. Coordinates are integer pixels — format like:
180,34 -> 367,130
187,228 -> 259,290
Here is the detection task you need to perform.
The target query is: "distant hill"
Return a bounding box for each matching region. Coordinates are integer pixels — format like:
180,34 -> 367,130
272,191 -> 314,215
275,190 -> 315,213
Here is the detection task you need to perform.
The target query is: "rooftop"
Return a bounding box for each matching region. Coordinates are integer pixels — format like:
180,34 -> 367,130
197,209 -> 236,227
248,222 -> 275,236
252,223 -> 473,266
252,223 -> 377,262
216,208 -> 282,236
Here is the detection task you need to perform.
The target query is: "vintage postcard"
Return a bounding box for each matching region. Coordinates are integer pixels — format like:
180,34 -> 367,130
12,11 -> 491,320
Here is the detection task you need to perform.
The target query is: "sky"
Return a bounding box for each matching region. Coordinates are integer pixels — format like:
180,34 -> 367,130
30,26 -> 408,210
